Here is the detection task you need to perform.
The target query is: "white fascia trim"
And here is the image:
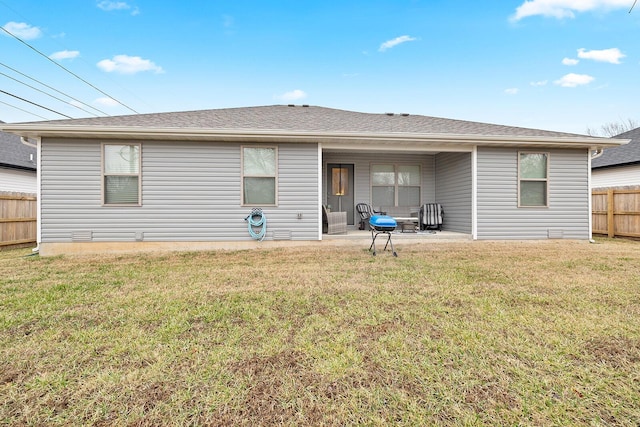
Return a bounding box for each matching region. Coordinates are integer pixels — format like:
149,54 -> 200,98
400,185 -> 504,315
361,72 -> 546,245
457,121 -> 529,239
318,143 -> 323,241
0,125 -> 630,149
472,146 -> 478,240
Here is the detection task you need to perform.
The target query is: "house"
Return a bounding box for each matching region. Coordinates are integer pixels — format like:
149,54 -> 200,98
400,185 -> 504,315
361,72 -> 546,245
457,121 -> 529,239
0,122 -> 37,194
0,105 -> 625,256
591,127 -> 640,188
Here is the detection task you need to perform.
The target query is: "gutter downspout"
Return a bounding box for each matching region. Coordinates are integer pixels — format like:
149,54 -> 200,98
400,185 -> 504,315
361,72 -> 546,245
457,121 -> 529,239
589,146 -> 606,243
34,137 -> 41,253
588,148 -> 596,243
21,136 -> 40,253
21,136 -> 36,148
591,148 -> 604,160
23,137 -> 41,252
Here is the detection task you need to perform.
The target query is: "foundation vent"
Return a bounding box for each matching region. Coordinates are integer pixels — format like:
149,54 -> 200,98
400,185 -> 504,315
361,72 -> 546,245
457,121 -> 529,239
72,230 -> 93,242
547,229 -> 564,239
272,230 -> 292,241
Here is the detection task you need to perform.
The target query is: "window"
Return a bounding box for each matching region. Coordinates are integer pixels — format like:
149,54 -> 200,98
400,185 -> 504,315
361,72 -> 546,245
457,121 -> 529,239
371,164 -> 421,207
519,152 -> 548,207
242,146 -> 277,205
103,144 -> 140,205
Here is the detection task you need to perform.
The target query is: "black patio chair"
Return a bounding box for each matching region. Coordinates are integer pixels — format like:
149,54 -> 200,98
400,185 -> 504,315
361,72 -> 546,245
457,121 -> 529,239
356,203 -> 386,230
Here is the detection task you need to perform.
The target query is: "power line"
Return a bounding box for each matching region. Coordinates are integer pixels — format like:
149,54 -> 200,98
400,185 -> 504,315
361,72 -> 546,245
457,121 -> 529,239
0,62 -> 109,116
0,89 -> 72,118
0,99 -> 49,120
1,0 -> 153,112
0,0 -> 146,115
1,25 -> 139,115
631,0 -> 638,12
0,70 -> 102,117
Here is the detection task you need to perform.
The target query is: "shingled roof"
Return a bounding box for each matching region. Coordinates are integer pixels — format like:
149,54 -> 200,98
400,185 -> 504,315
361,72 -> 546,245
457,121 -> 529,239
0,121 -> 36,171
591,127 -> 640,169
3,105 -> 625,152
10,104 -> 585,138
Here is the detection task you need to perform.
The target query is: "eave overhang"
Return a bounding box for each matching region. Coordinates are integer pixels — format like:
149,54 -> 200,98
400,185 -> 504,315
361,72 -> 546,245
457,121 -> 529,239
592,160 -> 640,170
0,163 -> 36,172
0,124 -> 629,152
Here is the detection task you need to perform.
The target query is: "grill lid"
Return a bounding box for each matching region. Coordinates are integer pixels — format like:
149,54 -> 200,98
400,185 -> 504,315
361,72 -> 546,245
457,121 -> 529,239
369,215 -> 397,229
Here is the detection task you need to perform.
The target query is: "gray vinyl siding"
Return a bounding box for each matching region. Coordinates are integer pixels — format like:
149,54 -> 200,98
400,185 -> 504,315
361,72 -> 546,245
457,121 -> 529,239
40,138 -> 319,242
476,147 -> 590,240
435,152 -> 472,233
323,152 -> 436,224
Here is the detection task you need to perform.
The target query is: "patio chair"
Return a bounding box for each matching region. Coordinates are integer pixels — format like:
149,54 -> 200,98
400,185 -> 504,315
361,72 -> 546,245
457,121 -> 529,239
322,205 -> 347,235
356,203 -> 386,230
419,203 -> 444,231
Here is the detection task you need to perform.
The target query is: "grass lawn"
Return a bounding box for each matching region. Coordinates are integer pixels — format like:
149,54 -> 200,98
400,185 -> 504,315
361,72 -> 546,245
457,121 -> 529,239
1,238 -> 639,426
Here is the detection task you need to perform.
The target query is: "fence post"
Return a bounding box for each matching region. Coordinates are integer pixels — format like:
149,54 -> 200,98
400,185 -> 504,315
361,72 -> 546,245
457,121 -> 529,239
607,189 -> 615,238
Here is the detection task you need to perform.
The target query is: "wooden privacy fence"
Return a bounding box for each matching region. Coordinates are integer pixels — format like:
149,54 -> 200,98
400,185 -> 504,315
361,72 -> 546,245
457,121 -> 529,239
0,192 -> 37,248
592,186 -> 640,238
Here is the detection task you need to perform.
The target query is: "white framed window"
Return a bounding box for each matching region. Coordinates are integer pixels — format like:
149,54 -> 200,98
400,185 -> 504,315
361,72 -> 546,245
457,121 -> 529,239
371,164 -> 421,207
102,143 -> 141,206
518,152 -> 548,207
242,146 -> 277,206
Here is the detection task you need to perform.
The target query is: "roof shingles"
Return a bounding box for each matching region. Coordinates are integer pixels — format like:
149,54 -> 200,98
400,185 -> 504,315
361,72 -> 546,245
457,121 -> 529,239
16,105 -> 585,138
591,127 -> 640,169
0,122 -> 36,170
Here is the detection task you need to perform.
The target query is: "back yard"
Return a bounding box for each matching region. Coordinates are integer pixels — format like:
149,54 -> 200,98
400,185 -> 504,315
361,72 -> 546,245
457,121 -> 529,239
1,239 -> 639,426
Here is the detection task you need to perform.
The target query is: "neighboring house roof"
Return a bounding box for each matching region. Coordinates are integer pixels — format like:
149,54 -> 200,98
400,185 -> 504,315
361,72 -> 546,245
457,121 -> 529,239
0,121 -> 36,171
591,127 -> 640,169
0,105 -> 625,150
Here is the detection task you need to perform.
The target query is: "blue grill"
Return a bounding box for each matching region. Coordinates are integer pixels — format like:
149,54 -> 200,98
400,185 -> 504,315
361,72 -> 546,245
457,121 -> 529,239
368,215 -> 398,256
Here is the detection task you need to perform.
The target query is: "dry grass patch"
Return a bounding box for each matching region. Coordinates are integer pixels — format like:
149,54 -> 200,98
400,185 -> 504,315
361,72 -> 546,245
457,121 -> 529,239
1,238 -> 639,425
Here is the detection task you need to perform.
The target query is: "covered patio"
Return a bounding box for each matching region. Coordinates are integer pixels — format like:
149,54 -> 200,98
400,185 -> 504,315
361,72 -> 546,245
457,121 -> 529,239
322,146 -> 473,239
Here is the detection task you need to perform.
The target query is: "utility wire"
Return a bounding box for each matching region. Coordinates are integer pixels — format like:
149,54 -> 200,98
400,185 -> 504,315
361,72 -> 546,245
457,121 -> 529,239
0,99 -> 49,120
0,62 -> 109,116
0,89 -> 72,118
1,25 -> 139,114
0,70 -> 101,117
1,0 -> 153,112
631,0 -> 638,12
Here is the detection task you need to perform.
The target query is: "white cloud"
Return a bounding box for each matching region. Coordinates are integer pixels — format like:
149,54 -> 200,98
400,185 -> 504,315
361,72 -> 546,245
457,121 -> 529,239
50,50 -> 80,60
97,55 -> 163,74
95,97 -> 121,107
505,88 -> 519,95
97,1 -> 129,11
277,89 -> 307,101
97,1 -> 139,15
530,80 -> 548,86
511,0 -> 630,21
554,73 -> 595,87
562,57 -> 579,65
379,35 -> 417,52
1,22 -> 42,40
577,47 -> 625,64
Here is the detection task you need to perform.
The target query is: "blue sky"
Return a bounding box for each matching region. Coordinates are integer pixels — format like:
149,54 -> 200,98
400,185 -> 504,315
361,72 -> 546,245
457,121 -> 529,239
1,0 -> 639,134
